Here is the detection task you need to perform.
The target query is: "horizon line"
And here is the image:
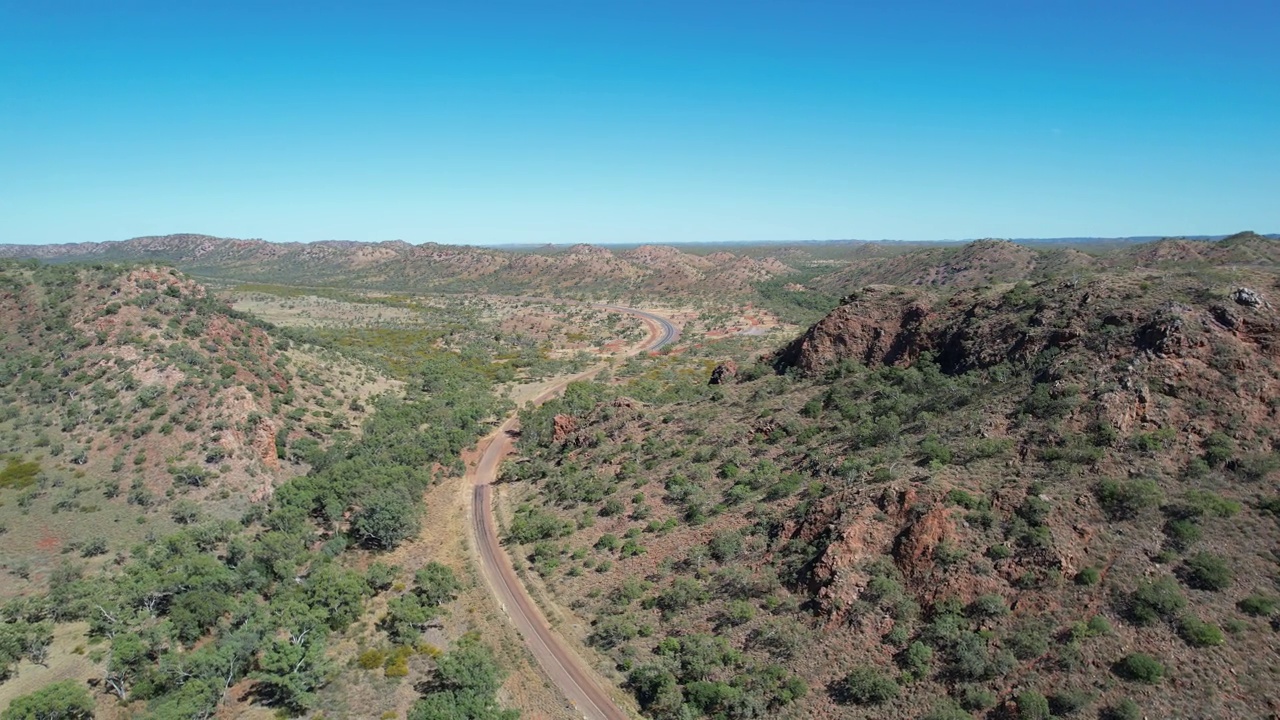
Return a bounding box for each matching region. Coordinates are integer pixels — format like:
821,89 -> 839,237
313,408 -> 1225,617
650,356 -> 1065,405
2,229 -> 1274,249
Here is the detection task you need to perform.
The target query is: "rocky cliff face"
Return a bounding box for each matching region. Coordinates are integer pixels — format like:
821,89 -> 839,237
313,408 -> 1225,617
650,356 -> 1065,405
777,276 -> 1280,383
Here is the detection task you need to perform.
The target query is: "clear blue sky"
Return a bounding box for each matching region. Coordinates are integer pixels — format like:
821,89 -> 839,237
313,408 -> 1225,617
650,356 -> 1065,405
1,1 -> 1277,245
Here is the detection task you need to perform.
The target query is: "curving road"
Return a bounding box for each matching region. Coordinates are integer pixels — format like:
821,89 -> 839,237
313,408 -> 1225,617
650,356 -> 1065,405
468,305 -> 678,720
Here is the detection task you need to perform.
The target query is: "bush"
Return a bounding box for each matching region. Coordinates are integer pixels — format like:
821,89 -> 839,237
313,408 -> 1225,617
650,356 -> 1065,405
707,530 -> 743,563
357,648 -> 386,670
922,698 -> 974,720
1,680 -> 94,719
1177,616 -> 1225,647
1126,577 -> 1186,625
967,594 -> 1008,619
1238,594 -> 1278,616
655,578 -> 709,617
956,684 -> 996,711
1005,621 -> 1050,660
1114,653 -> 1165,683
1015,690 -> 1050,720
1085,615 -> 1112,636
1048,688 -> 1092,716
1074,566 -> 1100,585
897,641 -> 933,680
1095,478 -> 1161,520
919,435 -> 952,466
1017,496 -> 1052,526
749,617 -> 811,659
1162,518 -> 1202,551
79,536 -> 108,558
1202,431 -> 1234,466
1022,382 -> 1077,419
721,600 -> 756,627
1235,452 -> 1280,482
1101,698 -> 1142,720
1182,552 -> 1233,591
1172,490 -> 1241,519
945,489 -> 985,510
351,489 -> 421,550
836,666 -> 899,705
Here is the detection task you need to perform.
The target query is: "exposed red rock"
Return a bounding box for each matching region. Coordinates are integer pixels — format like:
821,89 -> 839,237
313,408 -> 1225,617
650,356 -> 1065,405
708,360 -> 738,385
552,414 -> 577,443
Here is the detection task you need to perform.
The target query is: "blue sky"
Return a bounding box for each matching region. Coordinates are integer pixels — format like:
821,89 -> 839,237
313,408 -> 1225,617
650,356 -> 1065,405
1,1 -> 1277,245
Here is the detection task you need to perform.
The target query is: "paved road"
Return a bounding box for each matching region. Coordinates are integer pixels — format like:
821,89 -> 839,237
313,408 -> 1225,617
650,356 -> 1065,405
467,305 -> 678,720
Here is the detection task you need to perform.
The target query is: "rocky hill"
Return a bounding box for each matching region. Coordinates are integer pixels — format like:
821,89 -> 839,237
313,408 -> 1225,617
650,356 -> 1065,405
805,239 -> 1098,294
0,259 -> 525,719
0,235 -> 794,296
0,261 -> 386,594
1121,231 -> 1280,268
501,259 -> 1280,719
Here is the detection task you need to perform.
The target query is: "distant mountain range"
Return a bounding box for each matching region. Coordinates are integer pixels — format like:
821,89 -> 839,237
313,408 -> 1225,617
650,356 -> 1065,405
0,234 -> 793,295
1,231 -> 1276,298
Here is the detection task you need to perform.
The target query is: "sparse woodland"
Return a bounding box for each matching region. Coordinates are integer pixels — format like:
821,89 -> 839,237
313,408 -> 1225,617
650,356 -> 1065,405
1,233 -> 1279,719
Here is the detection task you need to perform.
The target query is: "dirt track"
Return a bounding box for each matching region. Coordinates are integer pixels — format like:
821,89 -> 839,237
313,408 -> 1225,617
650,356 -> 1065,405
465,306 -> 678,720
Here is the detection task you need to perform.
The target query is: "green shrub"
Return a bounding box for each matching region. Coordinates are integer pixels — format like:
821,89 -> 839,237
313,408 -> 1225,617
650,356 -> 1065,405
1015,690 -> 1050,720
1126,576 -> 1186,625
357,648 -> 386,670
1074,566 -> 1100,586
837,666 -> 899,705
707,530 -> 743,563
79,537 -> 108,558
655,578 -> 709,617
1177,616 -> 1225,647
921,698 -> 974,720
1235,452 -> 1280,482
1130,427 -> 1174,452
0,458 -> 41,490
1201,431 -> 1235,466
1114,653 -> 1165,683
1048,688 -> 1091,716
1238,594 -> 1278,616
919,435 -> 952,466
1101,698 -> 1142,720
1085,615 -> 1112,636
1182,552 -> 1233,591
1258,495 -> 1280,517
945,489 -> 985,510
1022,382 -> 1077,419
967,594 -> 1008,619
1005,621 -> 1050,660
1,680 -> 93,720
1162,518 -> 1202,551
897,641 -> 933,680
956,684 -> 996,711
721,600 -> 755,627
1174,490 -> 1241,518
986,544 -> 1012,560
1095,478 -> 1161,520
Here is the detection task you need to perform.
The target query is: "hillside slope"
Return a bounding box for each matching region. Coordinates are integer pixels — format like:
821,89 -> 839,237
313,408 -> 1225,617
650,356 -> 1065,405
0,262 -> 522,720
0,262 -> 387,596
501,263 -> 1280,719
0,235 -> 794,296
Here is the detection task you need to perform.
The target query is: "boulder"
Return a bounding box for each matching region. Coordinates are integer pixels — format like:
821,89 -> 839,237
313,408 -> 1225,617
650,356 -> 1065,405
708,360 -> 738,385
552,414 -> 576,443
1234,287 -> 1267,308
